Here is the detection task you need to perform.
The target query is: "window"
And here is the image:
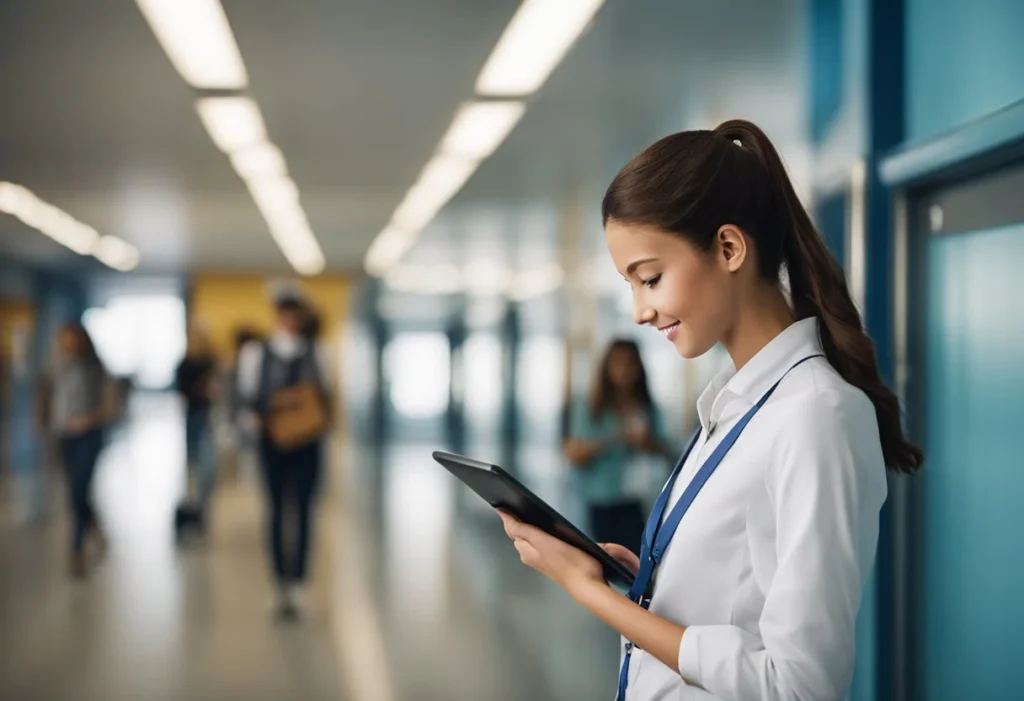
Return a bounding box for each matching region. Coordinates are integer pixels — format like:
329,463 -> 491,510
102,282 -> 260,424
83,295 -> 186,389
383,332 -> 450,419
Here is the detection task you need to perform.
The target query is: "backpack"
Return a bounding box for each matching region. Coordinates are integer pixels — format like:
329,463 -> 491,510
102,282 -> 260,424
257,343 -> 329,451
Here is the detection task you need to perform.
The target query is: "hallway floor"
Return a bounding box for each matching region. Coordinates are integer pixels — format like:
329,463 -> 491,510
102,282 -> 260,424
0,393 -> 619,701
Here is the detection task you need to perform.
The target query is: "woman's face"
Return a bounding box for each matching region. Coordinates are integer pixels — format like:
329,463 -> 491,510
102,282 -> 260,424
277,306 -> 305,336
604,220 -> 737,359
606,348 -> 640,391
187,328 -> 211,357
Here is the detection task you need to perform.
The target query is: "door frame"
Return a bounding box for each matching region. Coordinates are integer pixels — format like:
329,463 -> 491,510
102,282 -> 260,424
891,151 -> 1024,701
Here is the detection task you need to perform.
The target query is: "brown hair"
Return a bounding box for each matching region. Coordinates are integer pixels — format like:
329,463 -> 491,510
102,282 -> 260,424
60,323 -> 102,368
602,119 -> 922,473
589,339 -> 653,421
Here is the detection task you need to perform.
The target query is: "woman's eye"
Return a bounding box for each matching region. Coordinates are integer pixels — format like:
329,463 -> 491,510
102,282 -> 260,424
642,274 -> 661,289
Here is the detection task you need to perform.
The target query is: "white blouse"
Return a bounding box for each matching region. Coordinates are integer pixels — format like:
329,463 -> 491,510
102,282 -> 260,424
625,318 -> 888,701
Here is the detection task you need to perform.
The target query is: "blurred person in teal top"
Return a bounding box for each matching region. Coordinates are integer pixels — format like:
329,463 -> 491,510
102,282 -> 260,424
564,339 -> 669,555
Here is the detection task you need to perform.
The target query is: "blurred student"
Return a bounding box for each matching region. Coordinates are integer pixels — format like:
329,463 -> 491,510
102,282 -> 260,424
174,324 -> 219,532
226,326 -> 263,482
43,324 -> 114,579
564,339 -> 668,555
238,291 -> 331,618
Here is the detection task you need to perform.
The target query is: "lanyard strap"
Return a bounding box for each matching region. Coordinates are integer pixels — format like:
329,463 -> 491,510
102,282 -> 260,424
616,353 -> 823,701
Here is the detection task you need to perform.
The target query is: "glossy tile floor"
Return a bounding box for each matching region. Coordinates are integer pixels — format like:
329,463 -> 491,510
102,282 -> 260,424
0,394 -> 620,701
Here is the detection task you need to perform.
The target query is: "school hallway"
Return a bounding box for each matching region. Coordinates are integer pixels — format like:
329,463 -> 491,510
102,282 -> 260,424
0,392 -> 618,701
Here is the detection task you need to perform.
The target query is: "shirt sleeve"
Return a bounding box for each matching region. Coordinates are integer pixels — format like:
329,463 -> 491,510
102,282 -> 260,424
677,389 -> 887,701
236,342 -> 264,403
314,342 -> 330,379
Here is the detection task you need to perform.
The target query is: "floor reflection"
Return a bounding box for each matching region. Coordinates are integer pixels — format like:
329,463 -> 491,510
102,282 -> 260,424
0,393 -> 621,701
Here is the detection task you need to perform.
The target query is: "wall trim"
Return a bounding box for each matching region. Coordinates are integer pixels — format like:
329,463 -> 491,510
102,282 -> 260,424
880,98 -> 1024,187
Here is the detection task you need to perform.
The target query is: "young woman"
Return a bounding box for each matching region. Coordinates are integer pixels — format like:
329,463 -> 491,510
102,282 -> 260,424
564,339 -> 668,554
46,324 -> 113,579
498,120 -> 923,700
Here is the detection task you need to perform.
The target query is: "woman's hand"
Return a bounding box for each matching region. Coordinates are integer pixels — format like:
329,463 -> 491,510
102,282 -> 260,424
563,437 -> 606,466
499,513 -> 688,679
601,543 -> 641,576
497,510 -> 607,599
624,421 -> 648,446
563,438 -> 592,465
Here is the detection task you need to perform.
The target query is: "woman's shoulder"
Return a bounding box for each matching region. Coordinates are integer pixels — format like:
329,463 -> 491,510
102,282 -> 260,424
766,358 -> 879,445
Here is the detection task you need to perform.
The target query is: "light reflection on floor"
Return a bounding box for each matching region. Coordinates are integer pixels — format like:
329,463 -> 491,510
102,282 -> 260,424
1,393 -> 621,701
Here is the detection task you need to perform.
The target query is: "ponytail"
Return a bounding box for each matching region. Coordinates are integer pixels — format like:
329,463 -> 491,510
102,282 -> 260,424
715,120 -> 922,473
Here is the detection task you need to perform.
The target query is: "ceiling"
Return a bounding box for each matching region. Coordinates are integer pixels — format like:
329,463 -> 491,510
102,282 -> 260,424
0,0 -> 808,276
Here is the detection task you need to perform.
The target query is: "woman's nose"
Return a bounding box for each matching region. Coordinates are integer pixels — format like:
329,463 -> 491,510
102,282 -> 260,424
634,301 -> 655,326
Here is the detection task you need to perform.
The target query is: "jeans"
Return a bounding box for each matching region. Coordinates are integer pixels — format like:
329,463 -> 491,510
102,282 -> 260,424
60,428 -> 104,553
259,439 -> 322,584
185,409 -> 216,511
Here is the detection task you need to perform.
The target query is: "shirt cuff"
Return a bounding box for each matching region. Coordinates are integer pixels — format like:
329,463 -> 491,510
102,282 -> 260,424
678,625 -> 703,684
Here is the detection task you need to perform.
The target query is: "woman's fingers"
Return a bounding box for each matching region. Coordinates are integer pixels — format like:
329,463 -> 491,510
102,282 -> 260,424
600,543 -> 641,575
497,510 -> 532,540
513,538 -> 538,566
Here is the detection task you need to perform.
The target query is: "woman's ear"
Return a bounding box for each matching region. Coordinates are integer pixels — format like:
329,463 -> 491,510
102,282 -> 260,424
716,225 -> 748,273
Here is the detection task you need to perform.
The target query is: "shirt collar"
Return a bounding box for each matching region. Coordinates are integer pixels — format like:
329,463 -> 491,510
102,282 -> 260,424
696,317 -> 824,433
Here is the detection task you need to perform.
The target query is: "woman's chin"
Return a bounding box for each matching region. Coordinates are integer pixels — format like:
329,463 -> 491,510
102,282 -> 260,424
672,333 -> 715,359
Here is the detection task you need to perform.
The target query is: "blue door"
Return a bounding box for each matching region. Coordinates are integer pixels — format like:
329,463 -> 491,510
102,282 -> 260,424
921,223 -> 1024,700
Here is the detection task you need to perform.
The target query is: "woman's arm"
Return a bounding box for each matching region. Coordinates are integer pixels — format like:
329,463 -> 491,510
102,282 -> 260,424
675,393 -> 887,701
624,407 -> 671,456
562,437 -> 608,465
563,405 -> 616,465
498,512 -> 688,676
574,579 -> 688,676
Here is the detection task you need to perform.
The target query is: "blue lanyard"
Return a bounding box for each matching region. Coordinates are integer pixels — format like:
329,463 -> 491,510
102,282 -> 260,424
615,354 -> 822,701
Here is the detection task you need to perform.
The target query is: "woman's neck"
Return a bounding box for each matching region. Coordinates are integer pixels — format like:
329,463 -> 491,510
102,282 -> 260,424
611,393 -> 640,414
722,285 -> 795,371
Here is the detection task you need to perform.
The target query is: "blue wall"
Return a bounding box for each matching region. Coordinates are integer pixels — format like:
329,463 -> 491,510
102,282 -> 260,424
906,0 -> 1024,142
809,0 -> 845,144
3,265 -> 87,520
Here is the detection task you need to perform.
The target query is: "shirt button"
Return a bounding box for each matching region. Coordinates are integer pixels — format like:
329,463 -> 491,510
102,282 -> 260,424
625,642 -> 634,653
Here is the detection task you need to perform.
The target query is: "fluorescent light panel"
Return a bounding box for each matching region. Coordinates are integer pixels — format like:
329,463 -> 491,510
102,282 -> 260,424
247,175 -> 299,217
365,155 -> 478,276
0,181 -> 138,270
364,226 -> 417,276
196,97 -> 266,153
135,0 -> 248,89
137,1 -> 323,276
392,155 -> 478,231
245,179 -> 325,276
95,236 -> 141,272
440,101 -> 526,160
231,142 -> 287,180
367,0 -> 608,276
476,0 -> 606,96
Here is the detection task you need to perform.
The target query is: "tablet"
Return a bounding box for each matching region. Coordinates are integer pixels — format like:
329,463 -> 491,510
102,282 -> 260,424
432,450 -> 636,588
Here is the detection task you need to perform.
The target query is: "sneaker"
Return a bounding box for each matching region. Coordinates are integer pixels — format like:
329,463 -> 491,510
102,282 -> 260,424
89,528 -> 109,565
271,586 -> 297,621
288,584 -> 307,616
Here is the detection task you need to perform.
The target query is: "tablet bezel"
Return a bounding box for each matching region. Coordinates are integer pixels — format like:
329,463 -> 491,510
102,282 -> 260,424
432,449 -> 637,588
